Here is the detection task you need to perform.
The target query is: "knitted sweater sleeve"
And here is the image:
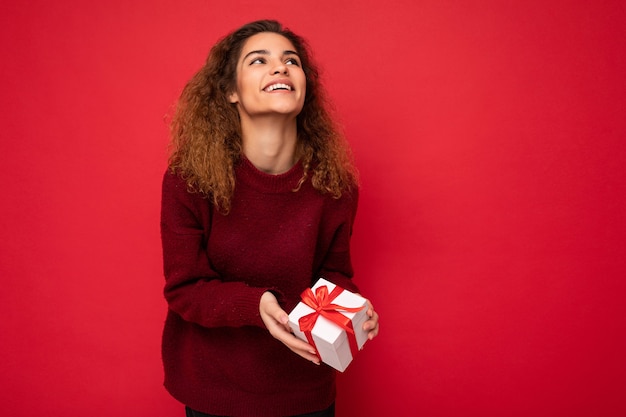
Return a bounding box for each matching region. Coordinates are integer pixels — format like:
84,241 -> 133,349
160,171 -> 270,329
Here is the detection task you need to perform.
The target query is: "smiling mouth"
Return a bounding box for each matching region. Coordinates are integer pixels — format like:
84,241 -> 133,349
264,83 -> 293,92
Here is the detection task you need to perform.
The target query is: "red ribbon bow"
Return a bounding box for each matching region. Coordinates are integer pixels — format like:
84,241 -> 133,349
298,285 -> 364,362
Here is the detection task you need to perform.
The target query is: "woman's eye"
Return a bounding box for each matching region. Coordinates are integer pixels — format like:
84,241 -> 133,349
286,58 -> 300,66
250,58 -> 265,65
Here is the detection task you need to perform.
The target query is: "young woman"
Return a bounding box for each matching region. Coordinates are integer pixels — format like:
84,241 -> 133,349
160,20 -> 379,417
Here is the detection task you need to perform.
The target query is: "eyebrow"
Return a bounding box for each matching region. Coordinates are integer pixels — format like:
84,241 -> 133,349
242,49 -> 300,61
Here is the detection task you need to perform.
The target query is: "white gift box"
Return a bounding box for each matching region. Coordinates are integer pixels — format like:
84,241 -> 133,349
288,278 -> 369,372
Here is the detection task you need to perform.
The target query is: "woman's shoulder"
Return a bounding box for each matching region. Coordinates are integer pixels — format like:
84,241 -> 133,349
162,168 -> 190,195
162,167 -> 183,185
161,168 -> 214,222
161,168 -> 206,205
319,184 -> 359,219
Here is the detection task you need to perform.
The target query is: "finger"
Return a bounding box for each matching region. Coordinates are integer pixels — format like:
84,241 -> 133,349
365,323 -> 379,340
272,307 -> 289,325
263,297 -> 286,320
265,316 -> 293,339
271,309 -> 290,331
363,311 -> 380,339
364,299 -> 375,318
277,329 -> 317,354
261,295 -> 290,330
363,310 -> 379,328
276,331 -> 321,364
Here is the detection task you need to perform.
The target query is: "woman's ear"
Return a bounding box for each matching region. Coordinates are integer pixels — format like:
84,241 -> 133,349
228,91 -> 239,104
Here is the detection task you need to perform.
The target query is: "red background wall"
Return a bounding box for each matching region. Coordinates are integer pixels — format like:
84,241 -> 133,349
1,1 -> 625,416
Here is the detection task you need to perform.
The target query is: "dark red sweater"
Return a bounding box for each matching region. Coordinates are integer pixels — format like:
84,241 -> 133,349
160,157 -> 359,417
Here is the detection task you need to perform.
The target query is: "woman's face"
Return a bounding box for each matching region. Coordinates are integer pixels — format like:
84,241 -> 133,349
229,32 -> 306,120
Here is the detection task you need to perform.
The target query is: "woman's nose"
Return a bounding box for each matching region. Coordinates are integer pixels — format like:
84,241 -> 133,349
271,62 -> 288,75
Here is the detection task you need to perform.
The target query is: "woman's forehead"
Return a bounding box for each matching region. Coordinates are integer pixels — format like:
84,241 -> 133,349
240,32 -> 297,57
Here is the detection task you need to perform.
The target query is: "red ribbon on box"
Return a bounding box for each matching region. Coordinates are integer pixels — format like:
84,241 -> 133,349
298,284 -> 364,361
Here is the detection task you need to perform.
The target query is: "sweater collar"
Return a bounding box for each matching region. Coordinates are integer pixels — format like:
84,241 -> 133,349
236,155 -> 305,194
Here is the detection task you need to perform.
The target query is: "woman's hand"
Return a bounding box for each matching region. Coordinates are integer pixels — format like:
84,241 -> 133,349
259,291 -> 321,365
363,299 -> 380,340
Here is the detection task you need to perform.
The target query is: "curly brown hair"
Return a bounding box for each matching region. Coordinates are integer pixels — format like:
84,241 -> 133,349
168,20 -> 358,214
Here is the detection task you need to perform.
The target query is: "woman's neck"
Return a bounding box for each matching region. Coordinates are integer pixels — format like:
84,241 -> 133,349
240,116 -> 299,174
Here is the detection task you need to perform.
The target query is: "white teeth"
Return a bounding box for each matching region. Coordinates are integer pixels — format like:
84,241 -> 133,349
265,83 -> 292,92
